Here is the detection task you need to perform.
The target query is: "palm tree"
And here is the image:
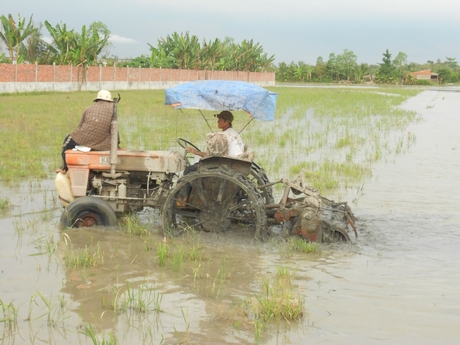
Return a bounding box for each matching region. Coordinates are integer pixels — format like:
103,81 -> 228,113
0,14 -> 36,62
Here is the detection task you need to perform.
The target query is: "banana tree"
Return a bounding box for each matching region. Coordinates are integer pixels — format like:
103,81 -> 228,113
19,23 -> 49,64
148,44 -> 175,68
200,38 -> 223,70
69,25 -> 110,86
158,32 -> 201,69
44,21 -> 75,64
0,14 -> 36,62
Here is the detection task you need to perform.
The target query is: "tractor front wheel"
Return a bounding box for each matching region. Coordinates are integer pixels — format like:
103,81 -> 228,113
60,197 -> 117,229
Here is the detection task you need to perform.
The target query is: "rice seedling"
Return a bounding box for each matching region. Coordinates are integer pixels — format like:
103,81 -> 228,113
186,241 -> 208,262
29,231 -> 59,256
289,159 -> 372,194
173,307 -> 190,342
286,236 -> 318,254
193,263 -> 203,282
182,307 -> 190,333
38,189 -> 55,222
81,323 -> 119,345
254,319 -> 265,345
32,292 -> 71,327
0,299 -> 19,332
0,197 -> 11,211
171,245 -> 185,271
216,257 -> 230,285
242,266 -> 304,322
12,218 -> 25,236
111,281 -> 162,315
63,242 -> 104,269
152,289 -> 163,313
109,285 -> 124,313
25,215 -> 41,234
119,213 -> 149,236
44,232 -> 59,255
206,257 -> 232,299
155,241 -> 169,266
142,233 -> 154,251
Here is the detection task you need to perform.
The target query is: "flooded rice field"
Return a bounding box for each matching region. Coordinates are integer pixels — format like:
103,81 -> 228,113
1,89 -> 459,344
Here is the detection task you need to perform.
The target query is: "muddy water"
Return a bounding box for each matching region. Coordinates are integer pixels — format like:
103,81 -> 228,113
1,90 -> 460,344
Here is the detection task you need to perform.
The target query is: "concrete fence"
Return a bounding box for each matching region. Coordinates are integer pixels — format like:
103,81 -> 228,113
0,63 -> 276,93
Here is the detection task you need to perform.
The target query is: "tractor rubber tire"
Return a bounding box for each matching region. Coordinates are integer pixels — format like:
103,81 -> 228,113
60,196 -> 117,229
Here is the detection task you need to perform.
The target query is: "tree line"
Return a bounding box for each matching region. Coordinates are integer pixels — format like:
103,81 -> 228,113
1,13 -> 459,84
279,49 -> 459,84
0,14 -> 274,73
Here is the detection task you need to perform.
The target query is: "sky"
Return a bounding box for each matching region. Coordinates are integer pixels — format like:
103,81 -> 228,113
2,0 -> 460,65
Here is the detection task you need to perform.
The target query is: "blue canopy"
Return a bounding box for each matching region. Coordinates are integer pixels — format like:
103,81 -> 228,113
164,80 -> 278,121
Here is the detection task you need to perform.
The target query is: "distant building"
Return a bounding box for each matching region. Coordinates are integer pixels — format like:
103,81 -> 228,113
362,74 -> 376,83
407,69 -> 438,82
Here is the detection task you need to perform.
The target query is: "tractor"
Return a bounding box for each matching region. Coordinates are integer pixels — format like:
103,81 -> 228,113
55,81 -> 356,242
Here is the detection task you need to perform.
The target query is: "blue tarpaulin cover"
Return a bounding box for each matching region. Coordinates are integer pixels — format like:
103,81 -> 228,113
164,80 -> 278,121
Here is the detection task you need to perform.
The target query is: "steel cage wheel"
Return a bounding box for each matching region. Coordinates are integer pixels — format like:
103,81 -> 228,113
60,196 -> 118,229
162,165 -> 267,239
248,162 -> 275,204
320,224 -> 351,243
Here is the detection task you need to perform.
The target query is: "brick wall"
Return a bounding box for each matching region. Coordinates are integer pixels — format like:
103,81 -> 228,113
0,63 -> 275,93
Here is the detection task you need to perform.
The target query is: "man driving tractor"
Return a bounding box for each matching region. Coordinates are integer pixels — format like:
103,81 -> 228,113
185,110 -> 244,159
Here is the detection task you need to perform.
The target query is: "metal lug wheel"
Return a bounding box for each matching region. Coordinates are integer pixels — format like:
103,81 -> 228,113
162,165 -> 267,239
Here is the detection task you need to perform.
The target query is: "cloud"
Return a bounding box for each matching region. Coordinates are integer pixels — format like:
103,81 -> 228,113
109,35 -> 139,44
134,0 -> 460,21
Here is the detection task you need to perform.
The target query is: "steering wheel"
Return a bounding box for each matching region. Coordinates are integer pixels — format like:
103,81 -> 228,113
177,138 -> 201,152
177,138 -> 201,166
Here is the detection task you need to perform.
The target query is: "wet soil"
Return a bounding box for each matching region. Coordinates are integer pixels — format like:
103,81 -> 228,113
1,89 -> 460,344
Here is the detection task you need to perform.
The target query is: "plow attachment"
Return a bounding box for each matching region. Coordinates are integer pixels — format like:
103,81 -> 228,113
264,177 -> 357,243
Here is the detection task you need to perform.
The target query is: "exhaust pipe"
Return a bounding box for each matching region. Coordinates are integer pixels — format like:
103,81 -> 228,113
110,93 -> 121,177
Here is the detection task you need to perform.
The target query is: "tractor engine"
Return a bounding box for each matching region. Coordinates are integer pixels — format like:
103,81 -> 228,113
90,170 -> 173,213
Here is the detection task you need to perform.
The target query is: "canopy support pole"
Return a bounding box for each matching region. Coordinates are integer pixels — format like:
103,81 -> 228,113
238,117 -> 254,134
199,109 -> 213,132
